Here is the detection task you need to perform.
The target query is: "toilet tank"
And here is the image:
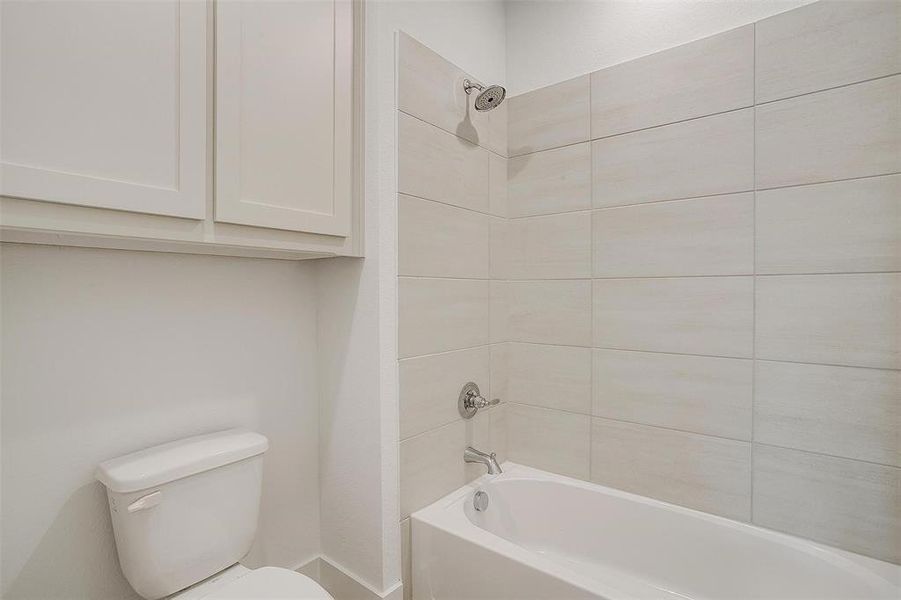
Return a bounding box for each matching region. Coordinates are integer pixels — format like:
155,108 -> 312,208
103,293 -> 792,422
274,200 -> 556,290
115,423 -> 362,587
96,429 -> 269,600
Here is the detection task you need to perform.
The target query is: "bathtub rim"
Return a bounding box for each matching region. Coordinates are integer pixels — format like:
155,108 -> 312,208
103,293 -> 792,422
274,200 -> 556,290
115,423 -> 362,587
411,462 -> 900,598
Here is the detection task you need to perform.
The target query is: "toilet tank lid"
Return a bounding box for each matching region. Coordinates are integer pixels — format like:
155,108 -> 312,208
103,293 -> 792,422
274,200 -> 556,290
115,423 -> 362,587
96,429 -> 269,493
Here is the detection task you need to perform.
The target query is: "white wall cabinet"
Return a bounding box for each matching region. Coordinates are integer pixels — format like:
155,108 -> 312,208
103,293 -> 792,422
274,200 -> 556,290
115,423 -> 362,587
0,0 -> 361,259
1,0 -> 207,219
216,0 -> 353,236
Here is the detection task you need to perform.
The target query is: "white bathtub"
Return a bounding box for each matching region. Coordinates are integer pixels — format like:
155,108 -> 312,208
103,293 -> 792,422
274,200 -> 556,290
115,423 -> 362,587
412,463 -> 899,600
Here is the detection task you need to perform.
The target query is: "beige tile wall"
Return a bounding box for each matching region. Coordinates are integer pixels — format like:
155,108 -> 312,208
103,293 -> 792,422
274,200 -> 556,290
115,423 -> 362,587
502,1 -> 900,564
396,33 -> 508,600
397,2 -> 900,581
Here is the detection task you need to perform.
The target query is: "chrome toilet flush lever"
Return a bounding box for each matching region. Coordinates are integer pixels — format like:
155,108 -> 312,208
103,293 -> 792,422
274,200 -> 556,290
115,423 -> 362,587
458,382 -> 499,419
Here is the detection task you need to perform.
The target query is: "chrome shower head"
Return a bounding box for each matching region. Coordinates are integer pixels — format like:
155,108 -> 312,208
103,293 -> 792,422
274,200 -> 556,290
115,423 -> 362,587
464,79 -> 506,112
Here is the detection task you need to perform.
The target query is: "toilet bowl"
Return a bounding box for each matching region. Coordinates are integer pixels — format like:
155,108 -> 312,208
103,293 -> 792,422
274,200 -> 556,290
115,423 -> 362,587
96,429 -> 333,600
171,565 -> 331,600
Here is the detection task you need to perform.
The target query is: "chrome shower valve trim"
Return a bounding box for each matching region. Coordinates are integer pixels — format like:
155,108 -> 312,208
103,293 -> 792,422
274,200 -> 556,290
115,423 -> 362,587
458,382 -> 499,419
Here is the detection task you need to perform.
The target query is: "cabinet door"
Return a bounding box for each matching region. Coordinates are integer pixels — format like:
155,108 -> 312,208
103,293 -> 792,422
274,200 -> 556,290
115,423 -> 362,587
215,0 -> 353,236
0,0 -> 207,219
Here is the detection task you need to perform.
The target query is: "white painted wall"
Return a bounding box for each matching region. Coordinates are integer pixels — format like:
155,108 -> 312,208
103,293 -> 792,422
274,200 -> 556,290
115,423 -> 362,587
0,244 -> 321,599
505,0 -> 816,96
314,1 -> 506,596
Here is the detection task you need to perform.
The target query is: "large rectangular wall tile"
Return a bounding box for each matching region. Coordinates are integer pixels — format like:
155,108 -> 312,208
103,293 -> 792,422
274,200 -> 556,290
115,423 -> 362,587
486,102 -> 507,158
755,361 -> 900,466
399,278 -> 489,358
756,1 -> 901,103
756,76 -> 901,189
398,112 -> 489,212
505,212 -> 592,279
398,194 -> 490,279
488,403 -> 508,463
399,420 -> 466,518
592,193 -> 753,277
398,32 -> 473,141
756,175 -> 901,274
489,281 -> 508,344
507,403 -> 590,479
507,143 -> 592,217
593,349 -> 752,440
398,32 -> 502,154
508,75 -> 590,156
756,273 -> 900,369
400,346 -> 490,440
753,445 -> 900,563
591,25 -> 753,138
591,419 -> 751,520
489,217 -> 507,279
592,109 -> 754,207
507,280 -> 592,346
593,277 -> 753,358
506,343 -> 592,414
488,153 -> 508,217
489,343 -> 509,403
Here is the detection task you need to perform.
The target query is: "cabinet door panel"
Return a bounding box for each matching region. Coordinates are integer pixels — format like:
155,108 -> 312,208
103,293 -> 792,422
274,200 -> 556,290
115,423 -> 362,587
215,0 -> 352,236
0,0 -> 206,219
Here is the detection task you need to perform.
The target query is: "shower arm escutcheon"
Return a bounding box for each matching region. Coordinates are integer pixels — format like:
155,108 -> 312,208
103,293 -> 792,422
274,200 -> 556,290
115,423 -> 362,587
458,382 -> 500,419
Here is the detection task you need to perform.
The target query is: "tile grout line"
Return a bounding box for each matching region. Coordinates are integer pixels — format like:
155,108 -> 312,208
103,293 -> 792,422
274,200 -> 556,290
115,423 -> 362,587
497,148 -> 512,460
399,270 -> 901,282
395,98 -> 403,532
507,401 -> 900,469
501,340 -> 901,373
501,403 -> 901,470
399,190 -> 499,219
513,189 -> 755,219
398,108 -> 508,159
487,134 -> 497,459
507,171 -> 901,221
588,76 -> 594,482
507,137 -> 590,160
751,441 -> 901,471
754,70 -> 901,107
755,170 -> 901,193
585,410 -> 752,444
399,342 -> 501,362
509,105 -> 753,159
750,21 -> 757,522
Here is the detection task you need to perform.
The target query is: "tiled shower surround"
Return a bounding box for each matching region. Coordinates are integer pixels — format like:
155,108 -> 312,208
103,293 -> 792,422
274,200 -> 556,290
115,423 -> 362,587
398,3 -> 899,590
501,0 -> 900,564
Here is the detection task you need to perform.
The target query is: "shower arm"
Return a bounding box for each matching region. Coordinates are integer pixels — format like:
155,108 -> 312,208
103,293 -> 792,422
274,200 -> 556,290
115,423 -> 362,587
463,79 -> 484,95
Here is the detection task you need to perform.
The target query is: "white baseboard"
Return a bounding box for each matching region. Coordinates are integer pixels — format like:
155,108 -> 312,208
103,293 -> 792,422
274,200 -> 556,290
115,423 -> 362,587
295,556 -> 403,600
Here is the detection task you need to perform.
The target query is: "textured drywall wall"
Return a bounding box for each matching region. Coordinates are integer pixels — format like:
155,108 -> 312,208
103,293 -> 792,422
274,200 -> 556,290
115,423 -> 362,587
1,244 -> 321,599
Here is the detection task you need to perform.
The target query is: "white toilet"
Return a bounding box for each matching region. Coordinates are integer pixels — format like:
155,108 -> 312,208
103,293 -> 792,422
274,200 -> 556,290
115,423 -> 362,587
96,429 -> 333,600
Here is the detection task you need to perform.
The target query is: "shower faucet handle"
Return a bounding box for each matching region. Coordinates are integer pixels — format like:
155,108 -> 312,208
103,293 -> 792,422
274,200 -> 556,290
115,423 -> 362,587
458,382 -> 499,419
470,394 -> 499,410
